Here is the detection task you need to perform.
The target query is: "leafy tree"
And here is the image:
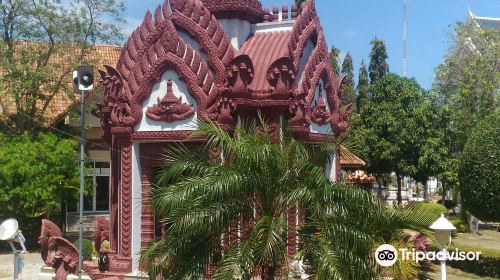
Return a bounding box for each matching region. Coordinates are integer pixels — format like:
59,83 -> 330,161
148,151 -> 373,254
141,120 -> 442,279
348,75 -> 438,205
0,132 -> 86,248
295,0 -> 307,14
432,22 -> 499,208
329,45 -> 341,75
356,59 -> 369,112
0,0 -> 125,132
368,37 -> 389,84
0,132 -> 80,219
413,96 -> 449,199
340,52 -> 355,108
433,22 -> 499,156
459,112 -> 500,222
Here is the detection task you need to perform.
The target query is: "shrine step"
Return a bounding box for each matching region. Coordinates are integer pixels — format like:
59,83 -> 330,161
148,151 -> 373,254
65,213 -> 110,240
39,266 -> 91,280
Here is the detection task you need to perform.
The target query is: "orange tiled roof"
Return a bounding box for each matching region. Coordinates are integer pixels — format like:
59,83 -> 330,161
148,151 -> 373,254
0,43 -> 121,128
339,145 -> 366,168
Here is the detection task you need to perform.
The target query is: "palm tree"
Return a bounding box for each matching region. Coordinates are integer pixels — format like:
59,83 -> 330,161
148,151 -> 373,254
141,119 -> 444,279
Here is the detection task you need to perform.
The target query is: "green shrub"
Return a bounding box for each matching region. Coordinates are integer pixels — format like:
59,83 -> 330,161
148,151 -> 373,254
459,112 -> 500,222
436,187 -> 443,195
451,219 -> 469,233
437,199 -> 456,210
73,239 -> 94,261
446,245 -> 500,278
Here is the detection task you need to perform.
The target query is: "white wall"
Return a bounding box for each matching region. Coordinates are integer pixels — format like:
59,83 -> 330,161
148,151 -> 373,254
178,30 -> 208,63
219,19 -> 252,49
427,177 -> 439,194
88,150 -> 110,162
131,143 -> 142,273
325,152 -> 336,182
296,40 -> 315,88
252,20 -> 294,33
134,70 -> 198,132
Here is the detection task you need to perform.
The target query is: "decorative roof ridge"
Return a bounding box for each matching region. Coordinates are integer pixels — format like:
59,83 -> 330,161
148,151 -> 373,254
201,0 -> 264,23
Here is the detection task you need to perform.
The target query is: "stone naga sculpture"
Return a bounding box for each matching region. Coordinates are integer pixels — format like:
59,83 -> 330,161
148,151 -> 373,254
39,219 -> 63,266
39,219 -> 79,280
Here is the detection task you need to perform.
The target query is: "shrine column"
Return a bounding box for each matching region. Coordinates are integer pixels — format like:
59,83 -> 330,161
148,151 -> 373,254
108,130 -> 145,273
325,151 -> 337,182
109,128 -> 134,272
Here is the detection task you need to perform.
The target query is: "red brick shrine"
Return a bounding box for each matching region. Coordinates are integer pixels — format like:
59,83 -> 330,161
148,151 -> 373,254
39,0 -> 350,278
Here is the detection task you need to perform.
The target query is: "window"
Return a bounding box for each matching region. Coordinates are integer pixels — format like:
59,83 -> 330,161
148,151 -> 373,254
69,161 -> 110,213
96,176 -> 109,211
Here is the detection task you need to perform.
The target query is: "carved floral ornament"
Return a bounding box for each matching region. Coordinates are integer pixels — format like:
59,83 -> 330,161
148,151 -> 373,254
146,78 -> 196,122
227,55 -> 254,95
267,57 -> 296,96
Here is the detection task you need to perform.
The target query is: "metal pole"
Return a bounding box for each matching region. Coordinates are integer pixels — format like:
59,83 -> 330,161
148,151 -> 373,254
13,253 -> 19,280
403,0 -> 408,77
78,90 -> 86,280
440,259 -> 446,280
440,249 -> 447,280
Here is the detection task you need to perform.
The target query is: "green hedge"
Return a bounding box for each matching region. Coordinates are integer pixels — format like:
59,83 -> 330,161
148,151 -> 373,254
446,245 -> 500,278
459,112 -> 500,222
73,239 -> 94,261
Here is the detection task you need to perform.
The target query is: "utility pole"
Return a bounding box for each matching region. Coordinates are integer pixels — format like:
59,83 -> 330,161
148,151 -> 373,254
78,88 -> 86,280
73,67 -> 93,280
403,0 -> 408,77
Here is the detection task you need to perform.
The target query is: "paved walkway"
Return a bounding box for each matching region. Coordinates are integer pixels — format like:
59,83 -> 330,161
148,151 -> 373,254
0,252 -> 47,280
1,252 -> 494,280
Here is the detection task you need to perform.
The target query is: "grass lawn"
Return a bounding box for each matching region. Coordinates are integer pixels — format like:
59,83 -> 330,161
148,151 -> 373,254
453,230 -> 500,251
428,230 -> 500,279
429,265 -> 498,280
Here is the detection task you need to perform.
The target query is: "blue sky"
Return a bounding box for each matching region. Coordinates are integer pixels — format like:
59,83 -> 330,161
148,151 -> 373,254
122,0 -> 500,89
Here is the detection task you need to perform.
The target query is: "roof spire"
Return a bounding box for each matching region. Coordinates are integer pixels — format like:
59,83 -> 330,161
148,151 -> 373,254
201,0 -> 264,23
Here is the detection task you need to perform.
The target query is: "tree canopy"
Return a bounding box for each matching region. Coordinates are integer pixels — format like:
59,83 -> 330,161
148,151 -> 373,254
294,0 -> 307,13
348,74 -> 446,204
431,21 -> 499,207
356,59 -> 369,112
459,112 -> 500,222
0,132 -> 81,218
0,0 -> 125,132
433,22 -> 499,155
341,52 -> 356,108
329,45 -> 341,75
368,38 -> 389,84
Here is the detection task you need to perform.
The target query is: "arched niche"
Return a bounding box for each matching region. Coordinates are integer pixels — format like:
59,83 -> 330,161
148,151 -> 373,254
135,70 -> 198,132
309,79 -> 333,135
296,39 -> 316,87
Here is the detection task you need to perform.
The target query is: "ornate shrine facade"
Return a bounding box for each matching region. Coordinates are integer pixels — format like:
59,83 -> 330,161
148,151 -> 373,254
40,0 -> 350,278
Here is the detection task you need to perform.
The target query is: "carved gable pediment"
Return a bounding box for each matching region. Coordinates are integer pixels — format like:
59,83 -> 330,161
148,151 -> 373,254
146,78 -> 195,123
